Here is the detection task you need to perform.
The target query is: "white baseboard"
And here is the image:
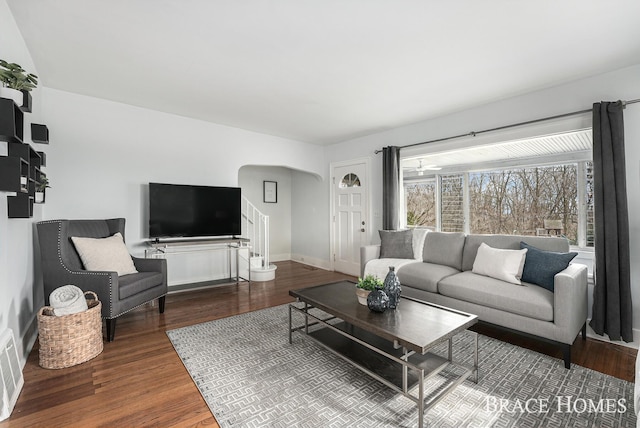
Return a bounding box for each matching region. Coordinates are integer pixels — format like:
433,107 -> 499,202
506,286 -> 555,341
270,253 -> 291,263
290,253 -> 331,271
585,319 -> 640,349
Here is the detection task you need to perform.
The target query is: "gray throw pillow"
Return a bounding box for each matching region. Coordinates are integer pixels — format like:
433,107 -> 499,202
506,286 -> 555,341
423,232 -> 466,270
520,241 -> 577,292
379,229 -> 414,259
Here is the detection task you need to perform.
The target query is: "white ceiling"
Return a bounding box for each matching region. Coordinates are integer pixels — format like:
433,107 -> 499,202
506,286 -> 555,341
402,129 -> 593,178
7,1 -> 640,145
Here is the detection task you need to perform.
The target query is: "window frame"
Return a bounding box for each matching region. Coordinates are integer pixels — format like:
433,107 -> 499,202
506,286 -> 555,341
403,158 -> 594,251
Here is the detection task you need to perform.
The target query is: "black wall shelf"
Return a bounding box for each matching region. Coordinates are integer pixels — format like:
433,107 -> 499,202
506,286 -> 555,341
0,157 -> 29,193
0,94 -> 49,218
8,193 -> 33,218
20,91 -> 32,113
0,98 -> 24,143
31,123 -> 49,144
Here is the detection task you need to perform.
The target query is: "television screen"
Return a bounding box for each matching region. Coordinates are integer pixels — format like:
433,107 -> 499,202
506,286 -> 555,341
149,183 -> 241,238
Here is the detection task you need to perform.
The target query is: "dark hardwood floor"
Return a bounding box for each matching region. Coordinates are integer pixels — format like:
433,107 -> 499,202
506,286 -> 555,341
2,261 -> 636,427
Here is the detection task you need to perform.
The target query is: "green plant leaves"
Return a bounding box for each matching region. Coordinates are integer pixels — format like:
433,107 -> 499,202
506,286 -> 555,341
356,274 -> 383,291
0,59 -> 38,91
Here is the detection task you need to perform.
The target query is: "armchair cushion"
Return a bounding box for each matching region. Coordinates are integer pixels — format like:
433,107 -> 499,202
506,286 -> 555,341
119,272 -> 165,300
70,232 -> 138,275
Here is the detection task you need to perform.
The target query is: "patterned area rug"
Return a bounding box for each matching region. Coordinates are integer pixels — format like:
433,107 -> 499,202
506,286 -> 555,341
167,305 -> 637,428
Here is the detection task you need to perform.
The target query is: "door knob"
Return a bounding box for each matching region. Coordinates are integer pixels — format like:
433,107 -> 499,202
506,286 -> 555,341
361,228 -> 365,232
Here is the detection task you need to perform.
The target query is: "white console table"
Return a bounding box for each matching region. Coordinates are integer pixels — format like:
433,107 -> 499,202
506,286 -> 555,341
145,237 -> 251,289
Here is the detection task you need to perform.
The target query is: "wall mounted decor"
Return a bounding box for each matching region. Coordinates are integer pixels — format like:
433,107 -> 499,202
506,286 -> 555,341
31,124 -> 48,144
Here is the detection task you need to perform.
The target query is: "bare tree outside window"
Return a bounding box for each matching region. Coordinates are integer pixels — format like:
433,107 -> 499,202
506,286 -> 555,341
404,162 -> 594,247
405,180 -> 436,228
469,165 -> 579,243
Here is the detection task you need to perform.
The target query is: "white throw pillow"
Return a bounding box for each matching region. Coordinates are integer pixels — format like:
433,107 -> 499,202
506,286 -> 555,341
71,232 -> 138,276
412,228 -> 429,260
472,243 -> 527,285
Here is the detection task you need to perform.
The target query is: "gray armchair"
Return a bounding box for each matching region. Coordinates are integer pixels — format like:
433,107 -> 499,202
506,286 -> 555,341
36,218 -> 167,341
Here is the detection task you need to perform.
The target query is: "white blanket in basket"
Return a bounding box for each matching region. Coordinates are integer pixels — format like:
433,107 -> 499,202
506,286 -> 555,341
49,285 -> 88,316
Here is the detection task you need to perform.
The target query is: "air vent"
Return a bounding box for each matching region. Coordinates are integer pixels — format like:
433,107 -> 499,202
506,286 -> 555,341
0,329 -> 23,421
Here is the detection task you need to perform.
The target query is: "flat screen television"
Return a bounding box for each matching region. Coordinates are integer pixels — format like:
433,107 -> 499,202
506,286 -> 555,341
148,182 -> 241,239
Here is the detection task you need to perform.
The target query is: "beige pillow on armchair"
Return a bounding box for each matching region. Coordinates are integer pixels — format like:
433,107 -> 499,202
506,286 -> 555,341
71,232 -> 138,276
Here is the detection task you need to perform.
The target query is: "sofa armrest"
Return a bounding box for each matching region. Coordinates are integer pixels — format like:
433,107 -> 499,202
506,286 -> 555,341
360,245 -> 381,277
553,263 -> 588,343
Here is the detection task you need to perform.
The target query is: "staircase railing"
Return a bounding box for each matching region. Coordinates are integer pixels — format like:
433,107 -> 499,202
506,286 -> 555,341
241,195 -> 270,269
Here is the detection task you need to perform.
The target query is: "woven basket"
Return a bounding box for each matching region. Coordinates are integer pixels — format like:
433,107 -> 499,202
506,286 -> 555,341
37,291 -> 104,369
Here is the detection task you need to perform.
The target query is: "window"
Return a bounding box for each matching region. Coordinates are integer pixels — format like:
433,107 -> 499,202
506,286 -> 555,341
440,174 -> 464,233
339,173 -> 361,188
405,179 -> 436,228
405,161 -> 594,247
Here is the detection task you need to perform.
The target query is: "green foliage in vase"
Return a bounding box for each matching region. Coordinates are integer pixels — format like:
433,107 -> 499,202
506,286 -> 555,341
356,274 -> 383,291
36,176 -> 50,192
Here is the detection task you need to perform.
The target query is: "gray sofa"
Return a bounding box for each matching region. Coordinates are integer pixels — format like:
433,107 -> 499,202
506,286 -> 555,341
361,231 -> 588,368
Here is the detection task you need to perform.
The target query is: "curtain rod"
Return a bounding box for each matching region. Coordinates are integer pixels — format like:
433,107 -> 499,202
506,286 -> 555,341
374,98 -> 640,154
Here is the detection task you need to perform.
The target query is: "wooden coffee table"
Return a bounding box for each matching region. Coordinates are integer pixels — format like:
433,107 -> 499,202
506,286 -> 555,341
289,280 -> 478,428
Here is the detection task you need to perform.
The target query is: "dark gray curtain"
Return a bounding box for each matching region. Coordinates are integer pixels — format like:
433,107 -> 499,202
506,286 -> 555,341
382,146 -> 401,230
590,101 -> 633,342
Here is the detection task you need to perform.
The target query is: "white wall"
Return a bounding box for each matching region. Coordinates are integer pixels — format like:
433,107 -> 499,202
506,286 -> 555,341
0,0 -> 45,364
291,169 -> 330,269
321,64 -> 640,342
239,165 -> 292,261
40,87 -> 324,240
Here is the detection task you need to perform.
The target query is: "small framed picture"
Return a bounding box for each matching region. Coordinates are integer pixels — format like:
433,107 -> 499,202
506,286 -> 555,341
264,180 -> 277,203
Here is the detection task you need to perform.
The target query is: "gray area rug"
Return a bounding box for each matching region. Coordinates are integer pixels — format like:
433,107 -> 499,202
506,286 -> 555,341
167,305 -> 637,427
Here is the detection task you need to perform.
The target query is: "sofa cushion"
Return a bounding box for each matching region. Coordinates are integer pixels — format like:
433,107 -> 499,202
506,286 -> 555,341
438,271 -> 554,321
471,243 -> 527,285
461,234 -> 570,272
379,229 -> 414,259
520,242 -> 578,292
364,258 -> 421,283
423,232 -> 466,270
397,262 -> 460,293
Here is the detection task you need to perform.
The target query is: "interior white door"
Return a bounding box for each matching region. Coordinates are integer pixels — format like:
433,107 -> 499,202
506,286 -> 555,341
332,161 -> 368,276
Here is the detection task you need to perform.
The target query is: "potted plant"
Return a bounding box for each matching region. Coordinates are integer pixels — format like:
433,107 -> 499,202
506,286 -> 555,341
355,274 -> 383,305
0,59 -> 38,107
35,176 -> 50,203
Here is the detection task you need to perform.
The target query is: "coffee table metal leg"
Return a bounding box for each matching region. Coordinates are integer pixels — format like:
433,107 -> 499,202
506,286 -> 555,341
474,332 -> 479,383
304,303 -> 309,335
402,347 -> 408,393
418,367 -> 425,428
288,304 -> 293,344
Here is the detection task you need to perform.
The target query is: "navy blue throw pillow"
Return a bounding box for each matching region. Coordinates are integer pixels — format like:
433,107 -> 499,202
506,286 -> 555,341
520,242 -> 578,292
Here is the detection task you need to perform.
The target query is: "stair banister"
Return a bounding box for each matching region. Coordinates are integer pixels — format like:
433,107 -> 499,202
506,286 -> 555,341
241,195 -> 270,270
